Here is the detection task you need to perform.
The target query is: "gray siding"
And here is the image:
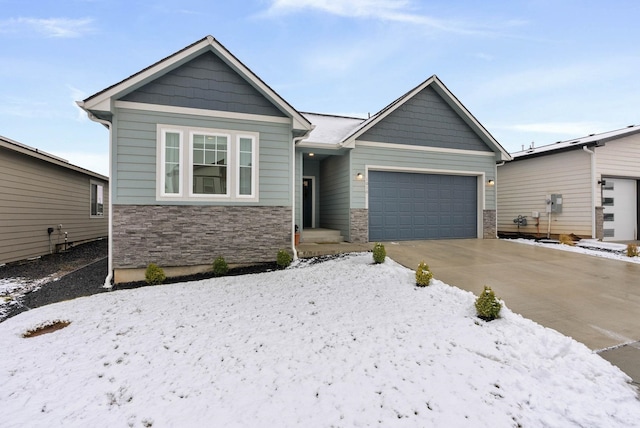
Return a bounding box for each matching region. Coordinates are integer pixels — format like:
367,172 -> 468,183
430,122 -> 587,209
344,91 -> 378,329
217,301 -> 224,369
120,52 -> 286,117
319,154 -> 351,239
351,145 -> 495,209
497,150 -> 593,237
359,86 -> 492,152
0,147 -> 108,264
113,108 -> 292,206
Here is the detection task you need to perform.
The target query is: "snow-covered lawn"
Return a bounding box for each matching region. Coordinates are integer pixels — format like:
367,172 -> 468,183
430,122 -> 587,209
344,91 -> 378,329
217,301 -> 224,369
0,276 -> 56,318
1,253 -> 639,427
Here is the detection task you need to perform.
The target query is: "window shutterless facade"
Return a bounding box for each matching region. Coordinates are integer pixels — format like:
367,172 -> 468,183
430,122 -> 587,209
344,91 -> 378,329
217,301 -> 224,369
157,125 -> 258,202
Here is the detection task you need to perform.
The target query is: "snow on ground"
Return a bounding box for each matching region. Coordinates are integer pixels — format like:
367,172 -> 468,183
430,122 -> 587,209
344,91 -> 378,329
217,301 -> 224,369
508,238 -> 640,263
0,276 -> 55,318
1,253 -> 639,427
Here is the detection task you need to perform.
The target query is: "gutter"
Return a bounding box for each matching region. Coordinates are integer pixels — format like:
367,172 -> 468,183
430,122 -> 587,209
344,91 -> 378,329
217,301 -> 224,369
84,110 -> 114,289
582,145 -> 597,238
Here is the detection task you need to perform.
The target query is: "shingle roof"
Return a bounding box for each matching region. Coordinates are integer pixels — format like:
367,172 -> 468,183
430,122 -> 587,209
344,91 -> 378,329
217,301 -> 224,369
511,124 -> 640,159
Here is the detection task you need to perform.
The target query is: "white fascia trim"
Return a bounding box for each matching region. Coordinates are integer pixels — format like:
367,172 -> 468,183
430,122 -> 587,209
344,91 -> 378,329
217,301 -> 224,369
296,141 -> 342,150
115,101 -> 292,125
356,140 -> 496,157
366,164 -> 486,177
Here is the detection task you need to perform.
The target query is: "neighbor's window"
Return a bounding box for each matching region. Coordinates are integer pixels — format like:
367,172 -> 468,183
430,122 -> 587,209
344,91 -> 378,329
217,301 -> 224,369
157,125 -> 258,201
90,182 -> 104,217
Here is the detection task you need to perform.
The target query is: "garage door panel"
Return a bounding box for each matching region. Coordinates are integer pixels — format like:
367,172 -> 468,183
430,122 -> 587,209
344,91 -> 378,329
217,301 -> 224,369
369,171 -> 477,241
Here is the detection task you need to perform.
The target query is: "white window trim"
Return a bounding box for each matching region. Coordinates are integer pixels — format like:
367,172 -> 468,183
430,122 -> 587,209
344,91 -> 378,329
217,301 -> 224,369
156,124 -> 259,202
236,134 -> 257,199
160,128 -> 184,197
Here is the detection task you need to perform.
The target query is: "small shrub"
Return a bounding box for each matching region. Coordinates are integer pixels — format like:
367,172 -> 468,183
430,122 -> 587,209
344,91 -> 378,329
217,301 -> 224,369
212,256 -> 229,276
145,263 -> 166,285
372,242 -> 386,264
475,286 -> 502,321
626,244 -> 638,258
277,249 -> 292,268
415,261 -> 433,287
558,234 -> 575,246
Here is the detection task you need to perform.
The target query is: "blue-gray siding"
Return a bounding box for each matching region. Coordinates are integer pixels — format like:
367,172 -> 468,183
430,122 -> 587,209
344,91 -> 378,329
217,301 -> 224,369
369,171 -> 477,240
112,108 -> 292,206
319,153 -> 351,240
120,52 -> 286,118
359,86 -> 492,152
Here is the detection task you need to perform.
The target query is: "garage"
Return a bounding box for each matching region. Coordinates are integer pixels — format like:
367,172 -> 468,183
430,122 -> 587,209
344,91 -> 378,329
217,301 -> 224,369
368,171 -> 478,241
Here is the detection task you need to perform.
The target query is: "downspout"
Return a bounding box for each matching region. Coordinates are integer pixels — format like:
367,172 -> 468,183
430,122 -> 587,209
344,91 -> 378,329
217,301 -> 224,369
583,145 -> 596,238
87,112 -> 114,288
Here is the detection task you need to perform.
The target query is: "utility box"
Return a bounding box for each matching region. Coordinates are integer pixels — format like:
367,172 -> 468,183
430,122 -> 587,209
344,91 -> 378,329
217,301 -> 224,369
549,194 -> 563,213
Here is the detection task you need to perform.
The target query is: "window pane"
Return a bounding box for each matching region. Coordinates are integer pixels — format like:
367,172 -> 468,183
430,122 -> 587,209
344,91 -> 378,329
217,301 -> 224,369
239,167 -> 252,195
240,138 -> 252,152
205,150 -> 215,165
240,152 -> 252,167
193,134 -> 205,149
163,132 -> 181,195
193,165 -> 227,195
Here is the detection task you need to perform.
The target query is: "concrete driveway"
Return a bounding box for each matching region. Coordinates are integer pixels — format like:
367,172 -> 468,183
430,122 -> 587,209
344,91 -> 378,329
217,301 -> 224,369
385,239 -> 640,351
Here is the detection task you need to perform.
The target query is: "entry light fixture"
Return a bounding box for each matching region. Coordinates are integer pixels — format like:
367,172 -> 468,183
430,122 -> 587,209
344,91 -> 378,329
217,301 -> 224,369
487,179 -> 495,186
355,172 -> 364,180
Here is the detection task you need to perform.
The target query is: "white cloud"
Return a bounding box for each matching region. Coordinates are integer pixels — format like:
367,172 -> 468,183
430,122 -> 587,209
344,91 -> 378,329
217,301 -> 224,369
0,17 -> 94,38
67,85 -> 89,122
265,0 -> 499,35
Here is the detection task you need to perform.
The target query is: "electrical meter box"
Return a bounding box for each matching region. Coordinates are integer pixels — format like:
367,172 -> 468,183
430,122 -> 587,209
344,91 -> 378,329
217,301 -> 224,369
549,194 -> 563,213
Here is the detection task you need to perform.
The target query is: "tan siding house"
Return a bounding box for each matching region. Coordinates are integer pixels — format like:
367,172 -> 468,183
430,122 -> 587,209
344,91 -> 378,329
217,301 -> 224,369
497,126 -> 640,241
0,136 -> 108,264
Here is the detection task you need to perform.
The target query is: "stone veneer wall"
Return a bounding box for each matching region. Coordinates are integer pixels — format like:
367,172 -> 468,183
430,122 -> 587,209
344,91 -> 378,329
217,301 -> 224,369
349,208 -> 369,243
483,209 -> 497,239
595,206 -> 604,240
112,205 -> 291,268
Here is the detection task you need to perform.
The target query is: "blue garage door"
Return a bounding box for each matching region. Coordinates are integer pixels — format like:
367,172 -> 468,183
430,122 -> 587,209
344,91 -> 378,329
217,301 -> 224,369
369,171 -> 477,241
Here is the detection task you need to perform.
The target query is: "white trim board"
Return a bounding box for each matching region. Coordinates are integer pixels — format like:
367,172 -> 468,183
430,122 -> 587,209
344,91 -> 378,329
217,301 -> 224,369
116,101 -> 292,125
356,140 -> 496,157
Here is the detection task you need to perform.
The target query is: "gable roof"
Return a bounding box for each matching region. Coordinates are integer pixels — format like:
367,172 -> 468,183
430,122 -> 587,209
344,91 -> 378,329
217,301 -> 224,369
0,135 -> 108,181
511,124 -> 640,160
78,36 -> 312,133
298,76 -> 511,161
341,75 -> 511,160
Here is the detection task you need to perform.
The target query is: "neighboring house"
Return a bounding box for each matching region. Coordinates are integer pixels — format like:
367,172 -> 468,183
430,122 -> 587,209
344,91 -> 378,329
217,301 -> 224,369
497,125 -> 640,241
0,135 -> 108,264
78,35 -> 510,284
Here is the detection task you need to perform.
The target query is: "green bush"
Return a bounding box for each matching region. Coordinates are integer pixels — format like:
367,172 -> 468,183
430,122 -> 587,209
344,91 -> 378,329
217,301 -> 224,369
212,256 -> 229,276
626,244 -> 638,258
145,263 -> 166,285
475,286 -> 502,321
372,242 -> 386,264
415,261 -> 433,287
277,249 -> 292,268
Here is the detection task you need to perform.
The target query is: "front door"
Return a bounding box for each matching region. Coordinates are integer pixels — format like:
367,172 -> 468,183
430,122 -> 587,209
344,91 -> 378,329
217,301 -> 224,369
303,177 -> 313,228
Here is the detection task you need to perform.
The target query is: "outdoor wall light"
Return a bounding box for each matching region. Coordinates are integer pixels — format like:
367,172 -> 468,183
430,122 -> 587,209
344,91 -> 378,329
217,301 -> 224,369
356,172 -> 364,180
487,179 -> 495,186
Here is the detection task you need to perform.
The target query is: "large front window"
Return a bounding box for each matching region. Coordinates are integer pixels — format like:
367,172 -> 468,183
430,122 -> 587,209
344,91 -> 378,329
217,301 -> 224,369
157,125 -> 258,201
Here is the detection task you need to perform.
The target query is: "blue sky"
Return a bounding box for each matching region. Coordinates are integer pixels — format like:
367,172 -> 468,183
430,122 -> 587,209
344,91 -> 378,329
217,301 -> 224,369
1,0 -> 639,176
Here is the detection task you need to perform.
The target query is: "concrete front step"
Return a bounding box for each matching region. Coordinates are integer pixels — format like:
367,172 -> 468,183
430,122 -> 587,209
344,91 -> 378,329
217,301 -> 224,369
301,228 -> 344,243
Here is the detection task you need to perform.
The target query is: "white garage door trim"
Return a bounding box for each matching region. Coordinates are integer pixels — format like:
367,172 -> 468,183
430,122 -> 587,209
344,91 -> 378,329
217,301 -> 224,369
364,165 -> 486,239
